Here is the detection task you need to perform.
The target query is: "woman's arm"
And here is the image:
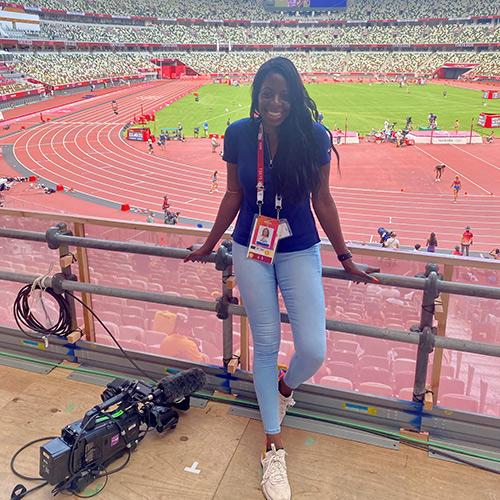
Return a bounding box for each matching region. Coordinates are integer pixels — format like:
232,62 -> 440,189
184,163 -> 242,261
312,162 -> 379,282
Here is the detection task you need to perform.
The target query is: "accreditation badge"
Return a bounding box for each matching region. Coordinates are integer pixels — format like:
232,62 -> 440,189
277,218 -> 292,240
246,215 -> 280,264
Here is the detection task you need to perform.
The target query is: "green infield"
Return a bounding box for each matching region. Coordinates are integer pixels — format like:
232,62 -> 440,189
149,82 -> 500,137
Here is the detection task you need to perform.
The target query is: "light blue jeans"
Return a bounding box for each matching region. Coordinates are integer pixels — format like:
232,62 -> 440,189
232,242 -> 326,434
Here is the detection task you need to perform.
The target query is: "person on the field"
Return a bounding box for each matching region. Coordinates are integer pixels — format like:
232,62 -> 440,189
384,231 -> 400,249
426,232 -> 438,253
111,100 -> 118,115
147,137 -> 154,154
461,226 -> 473,256
177,122 -> 184,141
209,170 -> 219,193
395,129 -> 404,147
434,163 -> 446,182
162,194 -> 170,215
486,131 -> 494,144
184,56 -> 378,500
454,119 -> 459,134
203,120 -> 209,137
450,175 -> 461,202
158,132 -> 167,150
211,136 -> 220,153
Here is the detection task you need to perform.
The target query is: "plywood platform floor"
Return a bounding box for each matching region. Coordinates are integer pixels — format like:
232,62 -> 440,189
0,364 -> 498,500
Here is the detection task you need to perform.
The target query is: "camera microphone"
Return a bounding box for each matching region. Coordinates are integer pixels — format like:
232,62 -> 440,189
154,368 -> 206,404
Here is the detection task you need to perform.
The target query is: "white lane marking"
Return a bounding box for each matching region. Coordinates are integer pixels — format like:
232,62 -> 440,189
413,145 -> 492,194
451,144 -> 500,171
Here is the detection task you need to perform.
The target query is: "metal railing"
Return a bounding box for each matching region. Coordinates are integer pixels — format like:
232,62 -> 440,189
0,220 -> 499,410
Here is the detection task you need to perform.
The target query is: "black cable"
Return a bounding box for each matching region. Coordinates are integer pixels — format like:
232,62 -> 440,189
13,284 -> 73,340
65,291 -> 158,383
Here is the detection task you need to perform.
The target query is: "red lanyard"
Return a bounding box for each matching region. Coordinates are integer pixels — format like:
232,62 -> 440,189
256,123 -> 282,217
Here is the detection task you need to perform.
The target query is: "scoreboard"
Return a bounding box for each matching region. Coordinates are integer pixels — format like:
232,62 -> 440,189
274,0 -> 347,8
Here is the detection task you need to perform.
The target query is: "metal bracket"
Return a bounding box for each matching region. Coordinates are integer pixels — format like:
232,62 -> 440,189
215,240 -> 232,271
420,326 -> 436,355
51,272 -> 77,294
215,295 -> 239,320
46,222 -> 73,250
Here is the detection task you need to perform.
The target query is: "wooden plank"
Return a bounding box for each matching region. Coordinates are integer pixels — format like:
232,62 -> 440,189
1,365 -> 498,499
214,419 -> 500,500
0,366 -> 249,500
0,366 -> 41,410
239,297 -> 250,372
73,222 -> 96,342
431,264 -> 455,404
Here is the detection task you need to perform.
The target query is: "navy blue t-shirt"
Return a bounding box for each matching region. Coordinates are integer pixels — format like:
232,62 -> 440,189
223,118 -> 331,253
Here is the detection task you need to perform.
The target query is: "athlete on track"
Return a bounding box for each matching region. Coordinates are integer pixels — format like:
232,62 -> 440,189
450,175 -> 462,203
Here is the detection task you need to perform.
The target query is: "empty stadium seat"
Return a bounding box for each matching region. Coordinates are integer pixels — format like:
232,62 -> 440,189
358,355 -> 390,371
394,371 -> 416,394
438,377 -> 466,397
327,361 -> 356,382
398,387 -> 414,401
319,376 -> 354,391
358,382 -> 394,398
439,394 -> 479,413
393,358 -> 416,374
358,367 -> 393,387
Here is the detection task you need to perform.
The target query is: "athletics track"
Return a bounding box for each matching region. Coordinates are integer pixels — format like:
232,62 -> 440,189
3,79 -> 500,251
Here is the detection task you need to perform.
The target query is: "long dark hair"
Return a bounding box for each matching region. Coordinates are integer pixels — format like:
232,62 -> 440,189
250,57 -> 338,200
428,232 -> 438,246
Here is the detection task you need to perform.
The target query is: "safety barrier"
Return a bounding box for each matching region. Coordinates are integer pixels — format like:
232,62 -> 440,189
0,208 -> 499,468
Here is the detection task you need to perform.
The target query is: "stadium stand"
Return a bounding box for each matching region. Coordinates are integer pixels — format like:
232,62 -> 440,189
15,53 -> 158,86
19,0 -> 500,20
0,0 -> 493,94
31,21 -> 500,46
7,50 -> 499,88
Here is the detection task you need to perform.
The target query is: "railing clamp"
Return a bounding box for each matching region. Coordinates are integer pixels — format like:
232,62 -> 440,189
46,222 -> 73,250
215,240 -> 232,271
215,295 -> 239,320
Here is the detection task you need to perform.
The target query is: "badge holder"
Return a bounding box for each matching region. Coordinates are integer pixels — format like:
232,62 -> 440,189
247,214 -> 280,264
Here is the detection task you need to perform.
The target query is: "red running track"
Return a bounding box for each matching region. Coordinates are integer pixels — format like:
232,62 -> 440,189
12,80 -> 500,251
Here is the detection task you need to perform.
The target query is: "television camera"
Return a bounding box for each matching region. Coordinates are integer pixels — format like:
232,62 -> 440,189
39,368 -> 206,494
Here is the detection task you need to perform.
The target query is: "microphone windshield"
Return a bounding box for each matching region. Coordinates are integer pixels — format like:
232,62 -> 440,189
157,368 -> 206,403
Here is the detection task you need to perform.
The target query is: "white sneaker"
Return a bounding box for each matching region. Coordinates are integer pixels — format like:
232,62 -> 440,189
278,391 -> 295,424
261,444 -> 291,500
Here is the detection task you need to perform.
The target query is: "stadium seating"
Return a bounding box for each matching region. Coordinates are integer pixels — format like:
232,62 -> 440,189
31,21 -> 498,46
18,0 -> 500,20
15,53 -> 157,86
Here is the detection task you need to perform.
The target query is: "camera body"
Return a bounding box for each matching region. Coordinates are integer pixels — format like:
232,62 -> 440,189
39,375 -> 190,493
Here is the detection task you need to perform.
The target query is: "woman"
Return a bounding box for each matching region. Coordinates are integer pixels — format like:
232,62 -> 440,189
209,170 -> 219,193
488,248 -> 500,260
185,57 -> 378,500
450,175 -> 461,203
426,232 -> 438,252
